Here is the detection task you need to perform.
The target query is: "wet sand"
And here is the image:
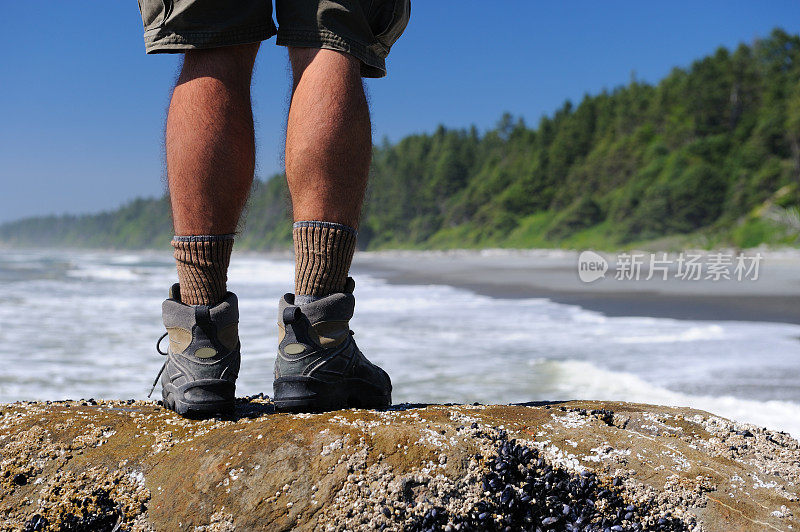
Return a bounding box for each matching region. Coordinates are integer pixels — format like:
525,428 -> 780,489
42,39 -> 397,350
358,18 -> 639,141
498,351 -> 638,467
352,249 -> 800,324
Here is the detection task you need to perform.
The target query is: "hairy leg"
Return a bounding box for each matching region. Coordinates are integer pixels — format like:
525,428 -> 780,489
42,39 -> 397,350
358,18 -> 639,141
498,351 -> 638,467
285,48 -> 372,228
167,43 -> 260,235
272,48 -> 391,414
166,43 -> 259,305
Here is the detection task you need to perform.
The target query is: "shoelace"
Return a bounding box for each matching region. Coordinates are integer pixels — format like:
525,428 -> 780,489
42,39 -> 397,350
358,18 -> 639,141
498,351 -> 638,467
148,332 -> 169,398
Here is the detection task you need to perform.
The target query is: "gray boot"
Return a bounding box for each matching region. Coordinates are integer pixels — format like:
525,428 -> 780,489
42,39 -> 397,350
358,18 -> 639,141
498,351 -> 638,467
150,283 -> 240,417
273,278 -> 392,413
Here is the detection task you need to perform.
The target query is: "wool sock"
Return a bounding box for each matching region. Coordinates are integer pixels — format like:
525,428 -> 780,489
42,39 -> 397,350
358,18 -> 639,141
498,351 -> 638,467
171,234 -> 234,306
293,221 -> 357,304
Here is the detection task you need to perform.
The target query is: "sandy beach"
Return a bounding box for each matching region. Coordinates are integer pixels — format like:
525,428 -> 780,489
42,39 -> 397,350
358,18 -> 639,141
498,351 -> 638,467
353,248 -> 800,324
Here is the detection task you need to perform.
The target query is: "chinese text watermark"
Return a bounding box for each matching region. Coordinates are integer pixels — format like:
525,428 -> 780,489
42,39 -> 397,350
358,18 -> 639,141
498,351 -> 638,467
578,251 -> 762,283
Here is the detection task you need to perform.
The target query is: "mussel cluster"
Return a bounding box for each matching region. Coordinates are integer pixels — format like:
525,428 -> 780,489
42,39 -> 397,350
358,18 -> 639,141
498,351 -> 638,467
404,428 -> 689,532
23,487 -> 120,532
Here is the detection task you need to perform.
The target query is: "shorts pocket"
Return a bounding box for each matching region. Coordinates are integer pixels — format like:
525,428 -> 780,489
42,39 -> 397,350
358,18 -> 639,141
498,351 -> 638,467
369,0 -> 411,54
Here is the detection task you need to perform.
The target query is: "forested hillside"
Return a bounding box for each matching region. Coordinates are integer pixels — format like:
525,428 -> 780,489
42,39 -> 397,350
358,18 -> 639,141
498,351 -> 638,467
3,29 -> 800,251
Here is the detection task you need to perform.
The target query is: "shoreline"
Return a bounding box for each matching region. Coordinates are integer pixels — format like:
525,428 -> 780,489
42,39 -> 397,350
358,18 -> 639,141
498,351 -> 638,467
5,246 -> 800,324
352,249 -> 800,325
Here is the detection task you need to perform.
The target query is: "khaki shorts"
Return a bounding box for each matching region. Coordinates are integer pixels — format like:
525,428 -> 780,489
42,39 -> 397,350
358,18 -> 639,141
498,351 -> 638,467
137,0 -> 410,78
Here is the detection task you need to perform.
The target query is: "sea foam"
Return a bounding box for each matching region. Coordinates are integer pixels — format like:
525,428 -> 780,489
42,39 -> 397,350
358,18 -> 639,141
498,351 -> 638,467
0,250 -> 798,438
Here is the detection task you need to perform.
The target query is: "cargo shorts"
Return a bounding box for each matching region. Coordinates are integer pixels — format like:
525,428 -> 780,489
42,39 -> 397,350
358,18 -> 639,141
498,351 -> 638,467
137,0 -> 410,78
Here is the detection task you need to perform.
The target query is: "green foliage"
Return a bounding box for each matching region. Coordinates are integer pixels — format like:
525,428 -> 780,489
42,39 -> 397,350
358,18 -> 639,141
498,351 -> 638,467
2,29 -> 800,251
732,217 -> 781,248
0,197 -> 173,249
545,197 -> 603,240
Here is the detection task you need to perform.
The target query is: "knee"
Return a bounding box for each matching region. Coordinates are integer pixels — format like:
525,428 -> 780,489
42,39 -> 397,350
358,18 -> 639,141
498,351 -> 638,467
180,43 -> 260,86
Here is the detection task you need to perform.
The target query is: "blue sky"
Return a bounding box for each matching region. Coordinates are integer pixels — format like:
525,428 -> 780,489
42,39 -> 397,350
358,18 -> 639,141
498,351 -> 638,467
1,1 -> 799,223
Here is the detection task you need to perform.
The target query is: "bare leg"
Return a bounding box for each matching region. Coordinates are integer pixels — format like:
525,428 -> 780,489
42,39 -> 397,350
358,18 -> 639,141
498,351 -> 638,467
273,48 -> 391,414
165,43 -> 259,305
285,48 -> 371,229
167,43 -> 260,235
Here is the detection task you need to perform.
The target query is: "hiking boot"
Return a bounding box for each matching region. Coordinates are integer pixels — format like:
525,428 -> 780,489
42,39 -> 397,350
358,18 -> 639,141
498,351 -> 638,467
273,278 -> 391,413
150,283 -> 240,417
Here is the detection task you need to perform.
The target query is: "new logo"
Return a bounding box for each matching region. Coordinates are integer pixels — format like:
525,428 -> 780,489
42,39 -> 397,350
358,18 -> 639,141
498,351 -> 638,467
578,250 -> 608,283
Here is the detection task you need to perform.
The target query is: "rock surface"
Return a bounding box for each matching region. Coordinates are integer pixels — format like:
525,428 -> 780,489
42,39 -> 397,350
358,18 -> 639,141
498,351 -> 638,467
0,398 -> 798,531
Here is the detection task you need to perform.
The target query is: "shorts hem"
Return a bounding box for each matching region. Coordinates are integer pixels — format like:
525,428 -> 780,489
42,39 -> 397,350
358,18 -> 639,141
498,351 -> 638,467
276,28 -> 387,78
144,24 -> 277,54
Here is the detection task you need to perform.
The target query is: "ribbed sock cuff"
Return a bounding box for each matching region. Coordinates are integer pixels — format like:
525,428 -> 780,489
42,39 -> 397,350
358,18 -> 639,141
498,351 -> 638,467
293,221 -> 357,298
172,234 -> 234,306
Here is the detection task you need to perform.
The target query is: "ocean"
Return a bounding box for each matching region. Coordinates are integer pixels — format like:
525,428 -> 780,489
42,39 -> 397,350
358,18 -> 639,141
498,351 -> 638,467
2,249 -> 800,437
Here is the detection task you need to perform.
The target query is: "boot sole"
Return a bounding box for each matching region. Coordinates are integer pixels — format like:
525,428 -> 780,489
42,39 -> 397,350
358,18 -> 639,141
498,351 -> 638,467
162,380 -> 235,418
273,376 -> 391,413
